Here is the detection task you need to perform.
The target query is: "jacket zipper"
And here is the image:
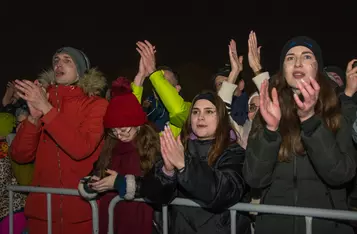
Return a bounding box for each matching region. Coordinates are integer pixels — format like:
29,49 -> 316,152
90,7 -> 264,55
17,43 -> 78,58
55,86 -> 64,234
293,156 -> 298,234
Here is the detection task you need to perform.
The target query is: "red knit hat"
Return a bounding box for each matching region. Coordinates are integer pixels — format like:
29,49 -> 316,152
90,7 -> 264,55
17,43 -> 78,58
103,77 -> 147,128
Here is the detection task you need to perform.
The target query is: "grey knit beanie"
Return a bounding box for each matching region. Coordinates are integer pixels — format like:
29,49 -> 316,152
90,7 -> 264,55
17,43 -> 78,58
53,47 -> 90,78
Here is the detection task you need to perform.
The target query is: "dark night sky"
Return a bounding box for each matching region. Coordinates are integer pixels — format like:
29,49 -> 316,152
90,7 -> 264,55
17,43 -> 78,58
2,2 -> 355,100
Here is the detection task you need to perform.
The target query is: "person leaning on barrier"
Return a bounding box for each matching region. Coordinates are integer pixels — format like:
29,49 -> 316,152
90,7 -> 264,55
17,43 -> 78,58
10,47 -> 108,234
79,77 -> 161,234
80,90 -> 251,234
243,36 -> 357,234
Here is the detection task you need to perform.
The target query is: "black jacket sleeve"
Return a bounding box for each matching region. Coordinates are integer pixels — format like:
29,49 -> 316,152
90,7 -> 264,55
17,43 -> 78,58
349,92 -> 357,144
243,127 -> 282,189
301,105 -> 356,186
134,159 -> 177,204
176,145 -> 246,212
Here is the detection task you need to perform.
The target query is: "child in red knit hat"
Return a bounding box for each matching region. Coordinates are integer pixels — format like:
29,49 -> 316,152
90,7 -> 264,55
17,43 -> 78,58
79,77 -> 160,234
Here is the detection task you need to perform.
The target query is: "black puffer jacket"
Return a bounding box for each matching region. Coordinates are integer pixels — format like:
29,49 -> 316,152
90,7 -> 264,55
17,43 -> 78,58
137,139 -> 251,234
243,94 -> 357,234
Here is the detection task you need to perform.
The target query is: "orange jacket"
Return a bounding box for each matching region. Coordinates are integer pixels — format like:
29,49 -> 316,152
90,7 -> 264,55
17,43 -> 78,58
11,69 -> 108,223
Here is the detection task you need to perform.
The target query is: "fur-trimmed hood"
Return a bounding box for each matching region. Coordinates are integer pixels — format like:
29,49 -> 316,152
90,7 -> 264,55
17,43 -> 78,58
38,68 -> 108,97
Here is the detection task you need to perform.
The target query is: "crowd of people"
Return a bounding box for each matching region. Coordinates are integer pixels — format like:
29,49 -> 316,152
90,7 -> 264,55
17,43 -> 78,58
1,31 -> 357,234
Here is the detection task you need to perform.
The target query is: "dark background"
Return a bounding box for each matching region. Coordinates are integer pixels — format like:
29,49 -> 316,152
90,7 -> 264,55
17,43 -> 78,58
2,1 -> 355,100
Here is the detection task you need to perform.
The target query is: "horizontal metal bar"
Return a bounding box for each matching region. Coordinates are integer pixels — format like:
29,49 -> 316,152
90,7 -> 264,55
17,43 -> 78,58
228,202 -> 357,221
7,185 -> 79,196
111,197 -> 357,221
9,185 -> 357,223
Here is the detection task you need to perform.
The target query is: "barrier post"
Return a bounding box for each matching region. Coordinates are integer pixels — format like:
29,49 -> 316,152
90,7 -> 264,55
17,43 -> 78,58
230,210 -> 236,234
305,216 -> 313,234
162,205 -> 168,234
89,200 -> 99,234
108,196 -> 121,234
8,190 -> 14,234
7,185 -> 99,234
47,193 -> 52,234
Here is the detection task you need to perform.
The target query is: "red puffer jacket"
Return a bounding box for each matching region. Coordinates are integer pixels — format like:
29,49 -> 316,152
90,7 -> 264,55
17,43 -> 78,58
11,69 -> 108,223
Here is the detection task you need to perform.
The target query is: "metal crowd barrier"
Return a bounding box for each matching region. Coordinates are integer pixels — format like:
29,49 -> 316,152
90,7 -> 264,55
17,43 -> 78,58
6,185 -> 357,234
7,185 -> 99,234
108,196 -> 357,234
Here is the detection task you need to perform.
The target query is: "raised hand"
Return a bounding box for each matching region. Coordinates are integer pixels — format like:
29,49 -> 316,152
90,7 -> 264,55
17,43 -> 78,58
160,133 -> 175,175
2,81 -> 16,106
259,80 -> 281,131
137,57 -> 148,77
136,40 -> 156,74
248,31 -> 262,74
228,39 -> 243,84
134,46 -> 156,86
14,79 -> 52,117
160,126 -> 185,172
294,77 -> 319,122
345,59 -> 357,97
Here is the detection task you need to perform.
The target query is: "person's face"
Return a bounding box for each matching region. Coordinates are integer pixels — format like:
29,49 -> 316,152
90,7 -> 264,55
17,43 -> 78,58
248,96 -> 260,120
163,70 -> 181,93
53,53 -> 78,84
283,46 -> 318,89
111,127 -> 138,142
191,99 -> 217,140
328,72 -> 344,87
214,75 -> 228,91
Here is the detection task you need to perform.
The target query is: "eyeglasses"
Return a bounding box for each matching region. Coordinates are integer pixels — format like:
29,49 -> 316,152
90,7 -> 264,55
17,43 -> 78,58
248,104 -> 259,113
110,127 -> 133,137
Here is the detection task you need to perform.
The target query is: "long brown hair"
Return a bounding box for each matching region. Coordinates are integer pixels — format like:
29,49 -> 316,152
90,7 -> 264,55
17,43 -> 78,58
250,71 -> 341,162
180,90 -> 231,166
95,123 -> 160,177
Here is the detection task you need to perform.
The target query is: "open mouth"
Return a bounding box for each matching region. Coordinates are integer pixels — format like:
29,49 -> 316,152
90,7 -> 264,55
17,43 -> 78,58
293,71 -> 306,79
55,70 -> 65,77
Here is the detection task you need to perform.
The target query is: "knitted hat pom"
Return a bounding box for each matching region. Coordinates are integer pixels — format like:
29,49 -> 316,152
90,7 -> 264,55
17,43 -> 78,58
111,77 -> 132,97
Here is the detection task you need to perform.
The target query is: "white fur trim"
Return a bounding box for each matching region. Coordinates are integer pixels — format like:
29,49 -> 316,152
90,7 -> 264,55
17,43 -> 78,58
124,175 -> 136,200
248,92 -> 259,105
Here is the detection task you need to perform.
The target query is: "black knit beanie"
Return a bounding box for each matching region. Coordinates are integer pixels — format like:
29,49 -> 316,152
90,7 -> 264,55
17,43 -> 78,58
280,36 -> 323,72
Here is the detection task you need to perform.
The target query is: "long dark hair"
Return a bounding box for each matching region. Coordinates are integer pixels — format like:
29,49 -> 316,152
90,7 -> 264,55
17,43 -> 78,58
250,71 -> 341,162
180,90 -> 231,166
